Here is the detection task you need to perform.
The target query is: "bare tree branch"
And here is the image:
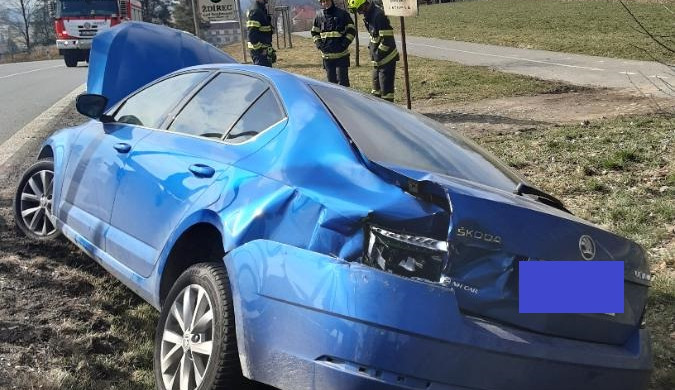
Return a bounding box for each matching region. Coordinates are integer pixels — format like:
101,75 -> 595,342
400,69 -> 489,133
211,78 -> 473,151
619,0 -> 674,56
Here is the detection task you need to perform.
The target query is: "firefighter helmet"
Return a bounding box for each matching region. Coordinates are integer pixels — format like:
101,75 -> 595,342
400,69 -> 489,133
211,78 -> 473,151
347,0 -> 367,10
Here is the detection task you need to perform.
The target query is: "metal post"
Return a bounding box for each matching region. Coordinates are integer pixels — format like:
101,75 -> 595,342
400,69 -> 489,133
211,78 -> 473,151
353,10 -> 359,67
276,13 -> 280,49
286,9 -> 292,48
235,0 -> 247,62
191,0 -> 200,38
400,16 -> 411,109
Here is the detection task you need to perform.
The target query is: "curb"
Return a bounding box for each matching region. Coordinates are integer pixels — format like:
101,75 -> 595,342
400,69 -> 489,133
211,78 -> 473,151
0,84 -> 86,168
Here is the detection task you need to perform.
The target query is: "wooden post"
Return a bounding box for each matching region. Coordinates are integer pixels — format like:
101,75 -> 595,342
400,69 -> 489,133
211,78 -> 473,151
400,16 -> 411,109
353,10 -> 359,67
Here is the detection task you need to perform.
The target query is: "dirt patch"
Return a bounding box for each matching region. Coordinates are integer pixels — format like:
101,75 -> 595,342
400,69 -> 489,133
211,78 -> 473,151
418,89 -> 675,136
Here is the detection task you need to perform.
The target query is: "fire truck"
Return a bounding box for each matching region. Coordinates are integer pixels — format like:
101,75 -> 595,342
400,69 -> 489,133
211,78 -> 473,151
48,0 -> 143,67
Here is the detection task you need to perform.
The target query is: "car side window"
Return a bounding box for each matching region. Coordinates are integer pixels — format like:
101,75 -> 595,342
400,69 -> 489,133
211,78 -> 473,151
168,73 -> 268,139
225,89 -> 285,144
113,72 -> 208,128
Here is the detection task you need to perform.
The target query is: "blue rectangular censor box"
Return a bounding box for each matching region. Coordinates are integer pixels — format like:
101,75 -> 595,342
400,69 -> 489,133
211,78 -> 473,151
519,261 -> 624,313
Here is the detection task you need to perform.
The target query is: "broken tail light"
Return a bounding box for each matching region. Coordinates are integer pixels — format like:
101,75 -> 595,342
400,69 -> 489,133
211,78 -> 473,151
364,225 -> 449,284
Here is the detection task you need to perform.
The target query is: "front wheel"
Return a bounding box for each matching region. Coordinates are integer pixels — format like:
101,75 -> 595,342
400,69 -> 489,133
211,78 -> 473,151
64,52 -> 77,67
154,263 -> 242,390
13,158 -> 61,240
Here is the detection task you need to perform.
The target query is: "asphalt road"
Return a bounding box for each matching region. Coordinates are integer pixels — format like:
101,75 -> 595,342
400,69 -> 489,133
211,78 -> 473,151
296,31 -> 674,98
0,59 -> 87,145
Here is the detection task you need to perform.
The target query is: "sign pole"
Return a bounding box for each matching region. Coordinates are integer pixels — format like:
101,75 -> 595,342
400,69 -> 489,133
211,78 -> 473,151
400,16 -> 411,109
353,10 -> 359,67
191,0 -> 201,37
235,0 -> 248,62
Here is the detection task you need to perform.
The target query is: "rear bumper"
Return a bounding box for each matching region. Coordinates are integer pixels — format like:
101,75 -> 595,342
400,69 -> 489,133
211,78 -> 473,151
56,39 -> 92,50
225,241 -> 652,390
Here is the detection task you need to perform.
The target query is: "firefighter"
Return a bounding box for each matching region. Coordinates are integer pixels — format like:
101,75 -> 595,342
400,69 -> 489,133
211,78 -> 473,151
247,0 -> 276,67
348,0 -> 398,102
311,0 -> 356,87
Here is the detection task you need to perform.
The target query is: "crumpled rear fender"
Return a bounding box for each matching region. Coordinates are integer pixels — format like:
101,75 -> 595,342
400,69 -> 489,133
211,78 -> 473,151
223,240 -> 463,385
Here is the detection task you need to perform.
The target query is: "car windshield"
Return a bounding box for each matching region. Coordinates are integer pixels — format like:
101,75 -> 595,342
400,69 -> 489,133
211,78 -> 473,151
311,84 -> 522,192
59,0 -> 118,17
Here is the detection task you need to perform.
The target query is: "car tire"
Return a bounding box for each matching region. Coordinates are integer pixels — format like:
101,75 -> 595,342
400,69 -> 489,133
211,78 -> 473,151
64,53 -> 77,67
154,263 -> 242,390
13,158 -> 61,240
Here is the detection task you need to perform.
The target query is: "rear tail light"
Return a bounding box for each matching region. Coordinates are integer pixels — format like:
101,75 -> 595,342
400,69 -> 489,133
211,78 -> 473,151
364,225 -> 449,284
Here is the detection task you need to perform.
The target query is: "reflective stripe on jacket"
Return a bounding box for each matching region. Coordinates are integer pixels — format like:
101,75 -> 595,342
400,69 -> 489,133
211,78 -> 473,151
311,4 -> 356,60
247,1 -> 273,51
364,5 -> 398,67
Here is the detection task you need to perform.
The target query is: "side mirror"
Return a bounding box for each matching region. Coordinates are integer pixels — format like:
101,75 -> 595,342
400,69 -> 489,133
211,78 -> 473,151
76,94 -> 112,122
48,1 -> 56,18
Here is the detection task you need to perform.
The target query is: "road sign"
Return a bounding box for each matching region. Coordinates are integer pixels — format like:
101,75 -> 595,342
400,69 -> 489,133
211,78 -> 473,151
381,0 -> 417,17
198,0 -> 238,22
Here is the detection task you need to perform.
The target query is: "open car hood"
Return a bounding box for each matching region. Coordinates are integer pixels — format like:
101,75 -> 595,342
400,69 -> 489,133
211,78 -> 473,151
370,162 -> 650,345
87,21 -> 237,109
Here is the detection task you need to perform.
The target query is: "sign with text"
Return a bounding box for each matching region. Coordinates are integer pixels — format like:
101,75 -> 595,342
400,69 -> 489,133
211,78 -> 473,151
198,0 -> 237,22
382,0 -> 417,17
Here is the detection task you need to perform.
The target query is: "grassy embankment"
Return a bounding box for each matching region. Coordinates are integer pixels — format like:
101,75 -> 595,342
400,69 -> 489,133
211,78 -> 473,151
393,0 -> 675,63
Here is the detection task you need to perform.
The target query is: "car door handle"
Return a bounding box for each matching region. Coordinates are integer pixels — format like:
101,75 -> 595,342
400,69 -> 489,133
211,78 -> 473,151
113,143 -> 132,153
189,164 -> 215,178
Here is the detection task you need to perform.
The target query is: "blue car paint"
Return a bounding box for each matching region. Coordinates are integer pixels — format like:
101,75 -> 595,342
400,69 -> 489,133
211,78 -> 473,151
224,240 -> 651,390
37,24 -> 651,390
87,21 -> 236,109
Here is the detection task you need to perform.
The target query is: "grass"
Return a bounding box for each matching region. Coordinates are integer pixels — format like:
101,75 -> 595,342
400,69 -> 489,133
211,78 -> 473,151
474,115 -> 675,389
224,37 -> 574,105
0,45 -> 60,64
392,0 -> 675,63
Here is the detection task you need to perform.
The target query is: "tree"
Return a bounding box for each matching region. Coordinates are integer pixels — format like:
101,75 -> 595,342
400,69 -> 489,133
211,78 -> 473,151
32,0 -> 55,46
0,0 -> 36,51
143,0 -> 173,25
171,0 -> 208,35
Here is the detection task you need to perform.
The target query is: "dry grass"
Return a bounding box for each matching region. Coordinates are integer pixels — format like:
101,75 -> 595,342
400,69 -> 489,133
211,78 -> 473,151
224,37 -> 575,106
0,46 -> 60,64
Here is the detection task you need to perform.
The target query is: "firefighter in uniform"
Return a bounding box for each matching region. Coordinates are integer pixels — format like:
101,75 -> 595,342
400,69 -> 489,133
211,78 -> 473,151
311,0 -> 356,87
349,0 -> 398,101
247,0 -> 276,67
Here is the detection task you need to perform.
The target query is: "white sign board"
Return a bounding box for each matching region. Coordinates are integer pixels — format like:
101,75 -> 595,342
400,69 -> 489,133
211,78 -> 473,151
198,0 -> 237,22
382,0 -> 417,17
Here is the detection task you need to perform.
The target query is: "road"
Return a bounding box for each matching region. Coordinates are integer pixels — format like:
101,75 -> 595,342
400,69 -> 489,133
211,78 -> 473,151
296,32 -> 674,98
0,60 -> 87,145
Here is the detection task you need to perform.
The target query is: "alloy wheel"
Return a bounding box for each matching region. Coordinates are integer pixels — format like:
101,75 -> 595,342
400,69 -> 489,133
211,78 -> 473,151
160,284 -> 215,390
19,169 -> 57,237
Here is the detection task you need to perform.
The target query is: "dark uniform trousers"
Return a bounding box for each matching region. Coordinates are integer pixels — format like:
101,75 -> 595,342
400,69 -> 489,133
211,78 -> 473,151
324,57 -> 350,87
372,62 -> 395,101
364,4 -> 398,102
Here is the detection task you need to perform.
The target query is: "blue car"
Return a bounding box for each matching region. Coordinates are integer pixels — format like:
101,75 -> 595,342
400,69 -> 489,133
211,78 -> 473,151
14,23 -> 651,390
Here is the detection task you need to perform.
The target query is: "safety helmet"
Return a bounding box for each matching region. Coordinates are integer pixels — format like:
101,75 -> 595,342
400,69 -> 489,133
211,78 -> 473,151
347,0 -> 367,10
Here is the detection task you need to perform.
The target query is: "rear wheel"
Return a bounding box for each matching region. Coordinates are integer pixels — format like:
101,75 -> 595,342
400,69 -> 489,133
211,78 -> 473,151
64,52 -> 77,67
13,158 -> 61,240
154,263 -> 242,390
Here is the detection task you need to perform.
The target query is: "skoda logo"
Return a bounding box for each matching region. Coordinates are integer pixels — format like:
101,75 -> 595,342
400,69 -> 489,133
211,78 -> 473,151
84,22 -> 91,29
579,235 -> 596,260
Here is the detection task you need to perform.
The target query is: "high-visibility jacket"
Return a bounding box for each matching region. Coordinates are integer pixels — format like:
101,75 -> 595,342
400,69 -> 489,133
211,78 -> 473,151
363,4 -> 398,68
246,1 -> 273,51
311,4 -> 356,61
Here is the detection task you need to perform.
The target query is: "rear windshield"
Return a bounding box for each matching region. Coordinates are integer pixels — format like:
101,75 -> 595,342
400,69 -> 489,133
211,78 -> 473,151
311,84 -> 521,192
59,0 -> 118,17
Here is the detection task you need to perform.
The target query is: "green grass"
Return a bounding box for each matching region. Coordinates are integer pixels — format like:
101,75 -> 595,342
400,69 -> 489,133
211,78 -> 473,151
474,115 -> 675,389
225,37 -> 574,104
393,0 -> 675,62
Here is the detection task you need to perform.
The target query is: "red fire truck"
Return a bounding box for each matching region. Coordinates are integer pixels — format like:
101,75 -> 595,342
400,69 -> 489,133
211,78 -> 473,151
49,0 -> 143,67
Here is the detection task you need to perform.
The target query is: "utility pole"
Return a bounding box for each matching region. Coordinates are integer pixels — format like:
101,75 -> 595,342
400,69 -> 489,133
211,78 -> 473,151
191,0 -> 200,37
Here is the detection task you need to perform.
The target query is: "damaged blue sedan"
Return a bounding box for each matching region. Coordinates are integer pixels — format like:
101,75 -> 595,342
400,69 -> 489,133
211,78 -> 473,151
14,22 -> 651,390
